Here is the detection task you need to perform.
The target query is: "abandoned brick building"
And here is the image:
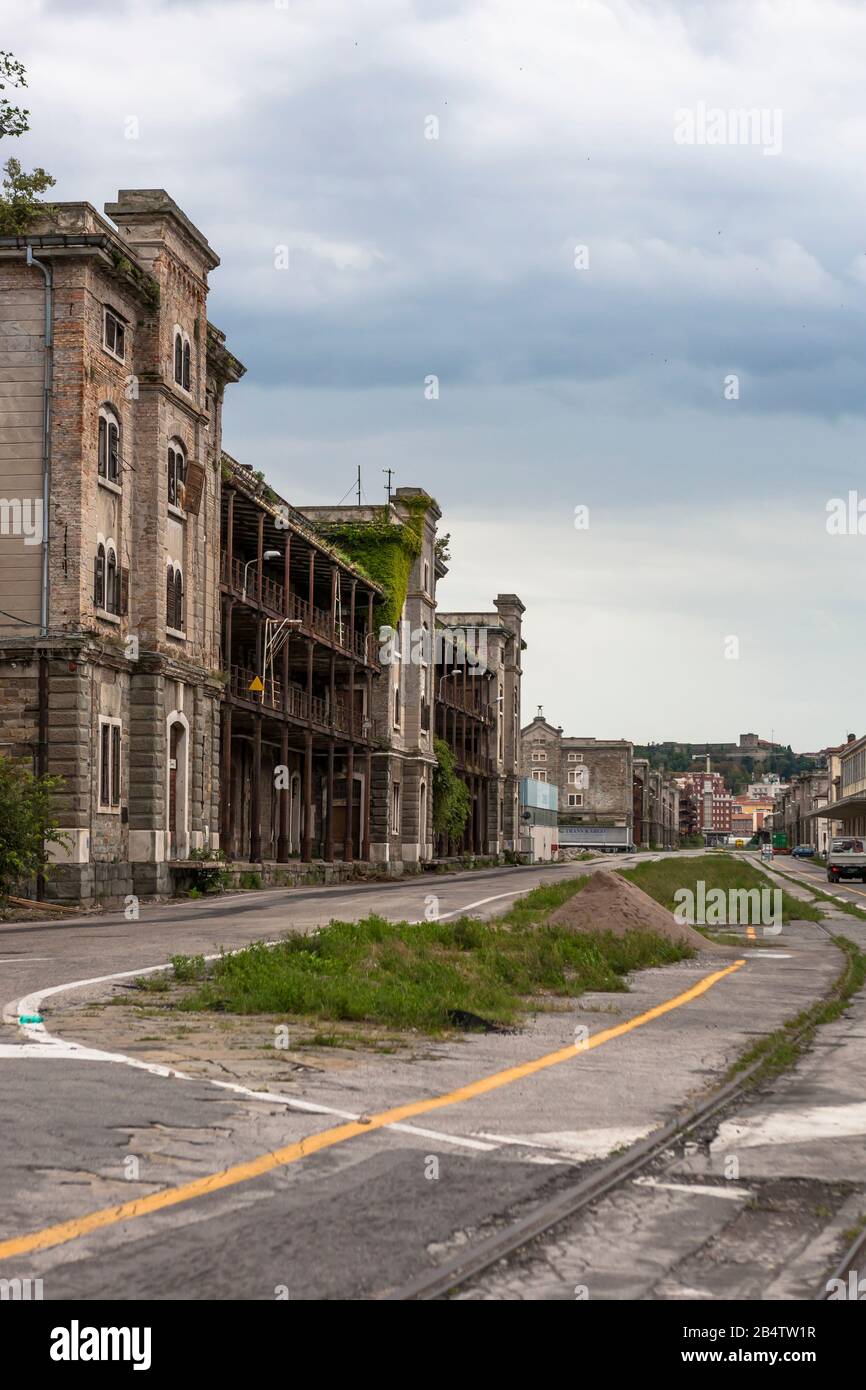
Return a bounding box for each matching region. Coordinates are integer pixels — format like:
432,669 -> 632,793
435,596 -> 525,856
0,189 -> 244,899
220,456 -> 382,866
0,188 -> 526,900
303,495 -> 526,863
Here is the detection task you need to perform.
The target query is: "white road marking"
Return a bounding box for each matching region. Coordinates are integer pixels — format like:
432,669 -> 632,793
0,1043 -> 133,1060
712,1102 -> 866,1150
0,957 -> 53,963
632,1176 -> 751,1200
475,1126 -> 653,1160
2,929 -> 531,1156
426,889 -> 525,922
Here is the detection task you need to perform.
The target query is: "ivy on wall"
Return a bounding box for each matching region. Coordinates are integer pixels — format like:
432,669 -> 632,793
432,738 -> 470,842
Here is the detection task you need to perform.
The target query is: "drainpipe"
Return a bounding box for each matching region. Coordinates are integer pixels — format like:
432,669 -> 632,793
27,246 -> 53,899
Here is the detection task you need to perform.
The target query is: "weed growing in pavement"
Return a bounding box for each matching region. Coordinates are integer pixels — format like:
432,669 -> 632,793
169,878 -> 693,1033
727,936 -> 866,1086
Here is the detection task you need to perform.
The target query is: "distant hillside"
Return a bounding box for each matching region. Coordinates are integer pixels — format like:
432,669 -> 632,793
634,744 -> 821,794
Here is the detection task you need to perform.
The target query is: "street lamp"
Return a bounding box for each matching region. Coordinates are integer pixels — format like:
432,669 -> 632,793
243,550 -> 280,599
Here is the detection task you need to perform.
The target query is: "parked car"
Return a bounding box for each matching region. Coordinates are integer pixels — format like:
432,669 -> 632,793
792,845 -> 814,858
827,837 -> 866,882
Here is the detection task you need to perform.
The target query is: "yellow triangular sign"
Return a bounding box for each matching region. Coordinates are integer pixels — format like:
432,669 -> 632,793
248,675 -> 264,693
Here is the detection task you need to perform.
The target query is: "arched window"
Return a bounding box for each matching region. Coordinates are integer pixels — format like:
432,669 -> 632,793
98,407 -> 120,483
94,543 -> 106,609
106,546 -> 118,614
168,441 -> 186,509
174,568 -> 184,631
166,564 -> 175,625
182,339 -> 191,391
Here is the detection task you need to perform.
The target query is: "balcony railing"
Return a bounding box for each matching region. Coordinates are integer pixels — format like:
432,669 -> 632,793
436,679 -> 493,721
228,665 -> 372,738
221,552 -> 377,666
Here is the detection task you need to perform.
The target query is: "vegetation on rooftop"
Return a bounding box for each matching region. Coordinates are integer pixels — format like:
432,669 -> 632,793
314,495 -> 432,629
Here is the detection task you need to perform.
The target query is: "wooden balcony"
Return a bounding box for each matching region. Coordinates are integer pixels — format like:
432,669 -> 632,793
436,678 -> 493,722
221,553 -> 378,667
228,665 -> 373,739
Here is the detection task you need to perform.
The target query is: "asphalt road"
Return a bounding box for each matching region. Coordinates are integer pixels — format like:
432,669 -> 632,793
0,852 -> 860,1301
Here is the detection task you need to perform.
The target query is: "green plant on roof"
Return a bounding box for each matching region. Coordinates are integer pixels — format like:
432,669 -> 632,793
315,495 -> 432,630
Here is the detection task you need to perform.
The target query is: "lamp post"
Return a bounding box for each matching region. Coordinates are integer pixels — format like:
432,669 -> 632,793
243,550 -> 280,599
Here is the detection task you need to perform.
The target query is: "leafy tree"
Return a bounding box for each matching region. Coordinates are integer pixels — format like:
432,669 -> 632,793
0,51 -> 55,235
0,50 -> 28,139
0,756 -> 66,895
0,157 -> 55,234
432,738 -> 470,843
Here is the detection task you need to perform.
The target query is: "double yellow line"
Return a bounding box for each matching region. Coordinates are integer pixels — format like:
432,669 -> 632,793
0,959 -> 744,1262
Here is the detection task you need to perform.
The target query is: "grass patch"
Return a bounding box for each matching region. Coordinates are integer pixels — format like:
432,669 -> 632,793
619,854 -> 823,924
728,935 -> 866,1086
171,877 -> 693,1033
132,975 -> 170,993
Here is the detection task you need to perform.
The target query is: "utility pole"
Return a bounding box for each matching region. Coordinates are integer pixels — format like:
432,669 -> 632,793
383,467 -> 394,503
356,464 -> 362,506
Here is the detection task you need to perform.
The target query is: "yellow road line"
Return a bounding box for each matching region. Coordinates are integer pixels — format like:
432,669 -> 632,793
0,959 -> 745,1263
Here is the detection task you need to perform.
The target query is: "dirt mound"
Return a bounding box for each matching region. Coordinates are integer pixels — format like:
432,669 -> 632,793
549,870 -> 730,952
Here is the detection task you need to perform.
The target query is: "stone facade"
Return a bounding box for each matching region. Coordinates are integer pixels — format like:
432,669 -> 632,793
520,713 -> 635,838
436,595 -> 525,855
521,714 -> 679,849
300,488 -> 440,870
0,190 -> 244,901
0,190 -> 527,900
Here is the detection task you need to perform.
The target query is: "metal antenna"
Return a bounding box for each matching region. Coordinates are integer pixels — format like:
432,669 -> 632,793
383,467 -> 394,503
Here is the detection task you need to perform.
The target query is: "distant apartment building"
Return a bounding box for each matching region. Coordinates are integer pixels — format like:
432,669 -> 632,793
678,782 -> 700,839
729,797 -> 774,834
677,770 -> 732,842
747,774 -> 788,800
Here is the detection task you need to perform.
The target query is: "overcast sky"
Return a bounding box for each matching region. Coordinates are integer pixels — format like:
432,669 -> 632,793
9,0 -> 866,749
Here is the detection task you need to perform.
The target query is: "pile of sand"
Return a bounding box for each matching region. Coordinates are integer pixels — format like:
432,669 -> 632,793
549,870 -> 729,952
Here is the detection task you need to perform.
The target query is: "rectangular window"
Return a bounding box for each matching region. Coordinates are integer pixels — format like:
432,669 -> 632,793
568,793 -> 583,807
111,725 -> 121,805
100,723 -> 110,806
103,307 -> 126,361
531,751 -> 546,762
99,718 -> 122,810
392,781 -> 401,831
567,752 -> 583,762
531,770 -> 547,782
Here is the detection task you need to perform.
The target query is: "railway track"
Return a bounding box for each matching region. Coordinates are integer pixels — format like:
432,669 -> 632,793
389,913 -> 865,1302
